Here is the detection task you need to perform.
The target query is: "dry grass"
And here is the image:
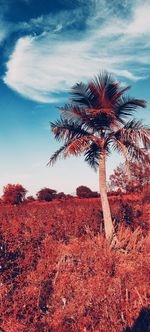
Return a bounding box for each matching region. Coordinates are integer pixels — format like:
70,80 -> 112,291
0,199 -> 150,331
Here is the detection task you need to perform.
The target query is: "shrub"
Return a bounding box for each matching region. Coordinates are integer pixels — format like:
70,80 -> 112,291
54,192 -> 66,200
76,185 -> 99,198
65,194 -> 74,199
36,188 -> 56,202
26,196 -> 35,202
91,191 -> 100,198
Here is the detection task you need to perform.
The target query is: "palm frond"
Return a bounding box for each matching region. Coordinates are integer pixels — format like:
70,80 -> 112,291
71,72 -> 116,109
64,136 -> 91,157
110,138 -> 131,178
91,73 -> 129,103
107,85 -> 130,102
59,104 -> 86,122
48,136 -> 90,165
115,119 -> 150,149
70,82 -> 92,107
50,117 -> 90,141
111,134 -> 149,164
94,73 -> 130,106
84,143 -> 101,171
111,137 -> 128,157
123,141 -> 150,164
87,72 -> 114,109
94,71 -> 113,92
47,144 -> 68,166
64,134 -> 103,157
114,96 -> 146,121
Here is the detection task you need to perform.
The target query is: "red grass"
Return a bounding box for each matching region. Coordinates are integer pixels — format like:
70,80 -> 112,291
0,197 -> 149,331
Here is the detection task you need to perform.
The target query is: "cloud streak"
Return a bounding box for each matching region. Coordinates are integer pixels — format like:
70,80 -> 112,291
3,0 -> 150,103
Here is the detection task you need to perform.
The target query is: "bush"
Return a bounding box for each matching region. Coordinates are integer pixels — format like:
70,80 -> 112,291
54,192 -> 66,200
2,184 -> 27,205
76,185 -> 99,198
36,188 -> 56,202
65,194 -> 74,199
26,196 -> 35,202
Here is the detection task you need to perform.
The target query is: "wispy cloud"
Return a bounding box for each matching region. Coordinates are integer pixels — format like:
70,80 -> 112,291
3,0 -> 150,103
0,2 -> 11,44
0,20 -> 9,44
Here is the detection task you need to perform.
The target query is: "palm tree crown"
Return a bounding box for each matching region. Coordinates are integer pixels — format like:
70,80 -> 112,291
49,72 -> 149,169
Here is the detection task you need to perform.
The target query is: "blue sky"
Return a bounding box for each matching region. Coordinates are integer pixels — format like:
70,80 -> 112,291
0,0 -> 150,196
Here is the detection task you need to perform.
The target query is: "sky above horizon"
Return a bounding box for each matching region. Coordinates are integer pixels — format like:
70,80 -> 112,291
0,0 -> 150,196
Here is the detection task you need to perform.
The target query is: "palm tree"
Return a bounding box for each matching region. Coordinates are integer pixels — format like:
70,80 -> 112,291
48,72 -> 149,243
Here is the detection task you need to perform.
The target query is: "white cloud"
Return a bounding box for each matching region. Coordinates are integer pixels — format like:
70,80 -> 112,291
126,3 -> 150,35
3,0 -> 150,103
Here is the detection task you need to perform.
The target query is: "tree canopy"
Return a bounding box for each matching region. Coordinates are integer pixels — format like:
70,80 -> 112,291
2,184 -> 27,205
109,162 -> 150,193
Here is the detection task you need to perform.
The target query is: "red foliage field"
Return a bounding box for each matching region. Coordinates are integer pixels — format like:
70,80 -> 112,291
0,196 -> 150,332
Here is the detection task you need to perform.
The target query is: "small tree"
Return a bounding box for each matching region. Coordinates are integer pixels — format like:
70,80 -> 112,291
109,162 -> 150,193
2,184 -> 27,205
36,188 -> 56,202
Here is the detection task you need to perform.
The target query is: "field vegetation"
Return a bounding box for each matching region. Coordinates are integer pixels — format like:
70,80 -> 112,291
0,194 -> 149,332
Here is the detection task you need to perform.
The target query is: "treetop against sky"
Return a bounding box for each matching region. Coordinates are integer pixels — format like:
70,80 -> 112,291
0,0 -> 150,195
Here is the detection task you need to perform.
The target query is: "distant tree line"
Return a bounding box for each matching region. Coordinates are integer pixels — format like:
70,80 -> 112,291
0,184 -> 100,205
0,161 -> 149,205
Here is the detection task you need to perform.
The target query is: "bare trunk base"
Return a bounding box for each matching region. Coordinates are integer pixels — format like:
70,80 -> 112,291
99,152 -> 116,243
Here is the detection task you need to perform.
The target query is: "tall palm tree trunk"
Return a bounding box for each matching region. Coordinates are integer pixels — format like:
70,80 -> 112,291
99,152 -> 114,241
